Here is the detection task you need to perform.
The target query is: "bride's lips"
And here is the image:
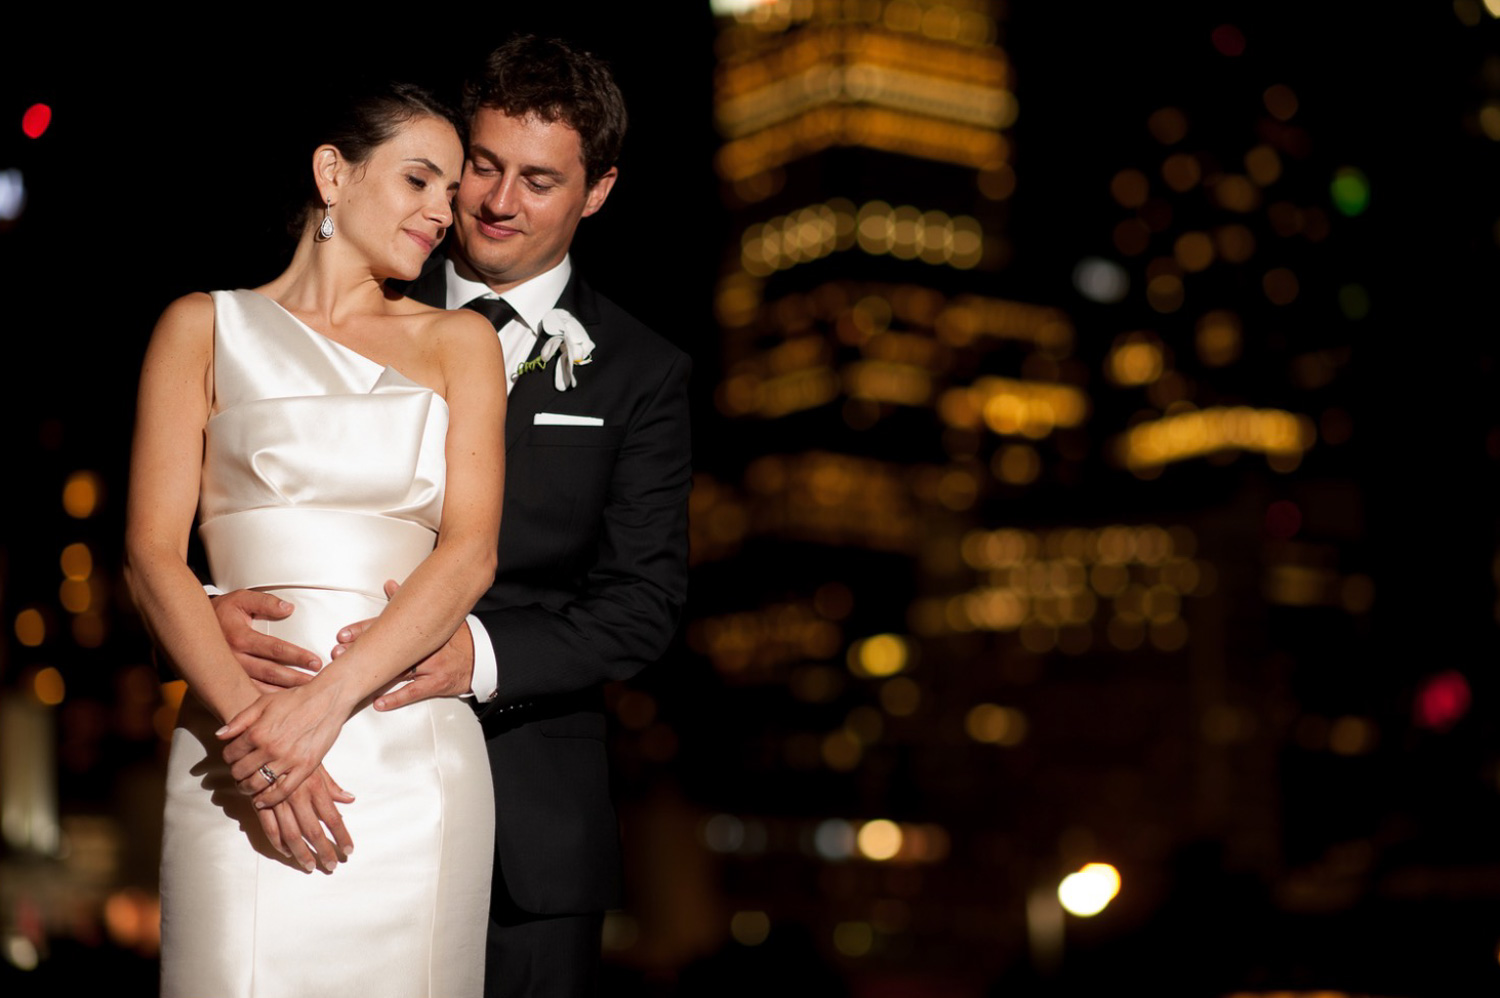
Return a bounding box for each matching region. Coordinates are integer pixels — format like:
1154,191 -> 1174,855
405,230 -> 437,254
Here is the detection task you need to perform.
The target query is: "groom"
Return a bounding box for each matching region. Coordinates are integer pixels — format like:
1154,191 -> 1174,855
214,36 -> 690,997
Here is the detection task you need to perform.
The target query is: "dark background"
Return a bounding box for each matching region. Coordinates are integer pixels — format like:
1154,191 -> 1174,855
3,3 -> 1499,995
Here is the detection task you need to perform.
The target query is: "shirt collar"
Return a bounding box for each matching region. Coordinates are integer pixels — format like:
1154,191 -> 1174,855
443,255 -> 573,333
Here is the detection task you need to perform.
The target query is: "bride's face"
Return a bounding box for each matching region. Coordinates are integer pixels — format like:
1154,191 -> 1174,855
331,115 -> 464,280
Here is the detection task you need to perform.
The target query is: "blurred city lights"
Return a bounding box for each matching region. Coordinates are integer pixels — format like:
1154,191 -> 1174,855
1210,24 -> 1246,57
730,910 -> 771,945
1116,406 -> 1314,472
711,0 -> 773,14
32,668 -> 65,707
1263,267 -> 1300,305
1110,169 -> 1150,208
857,819 -> 903,860
1264,500 -> 1302,540
5,935 -> 38,971
0,169 -> 25,222
1073,257 -> 1129,303
21,103 -> 51,139
965,703 -> 1027,746
1415,671 -> 1471,731
879,676 -> 921,715
1196,311 -> 1242,366
62,471 -> 102,518
850,633 -> 909,677
1330,167 -> 1370,217
1263,84 -> 1299,121
1146,107 -> 1188,145
1106,334 -> 1165,386
1057,862 -> 1121,916
833,921 -> 874,957
14,609 -> 45,647
60,542 -> 92,580
1327,716 -> 1376,756
1338,284 -> 1370,320
704,813 -> 746,853
815,818 -> 857,860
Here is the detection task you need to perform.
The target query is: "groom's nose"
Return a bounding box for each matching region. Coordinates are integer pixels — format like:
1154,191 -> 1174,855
482,174 -> 519,218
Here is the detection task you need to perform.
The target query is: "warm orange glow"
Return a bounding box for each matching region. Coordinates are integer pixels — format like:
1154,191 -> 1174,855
60,542 -> 93,580
33,667 -> 65,706
62,471 -> 102,518
850,634 -> 909,677
15,608 -> 45,647
1116,406 -> 1315,472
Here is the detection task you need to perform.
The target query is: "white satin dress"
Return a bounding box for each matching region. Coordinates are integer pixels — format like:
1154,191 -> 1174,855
160,289 -> 494,998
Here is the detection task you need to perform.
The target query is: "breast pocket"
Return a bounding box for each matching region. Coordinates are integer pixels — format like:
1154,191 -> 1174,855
506,426 -> 625,549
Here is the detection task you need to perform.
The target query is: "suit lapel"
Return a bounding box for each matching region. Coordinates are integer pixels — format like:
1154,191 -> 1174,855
505,334 -> 553,451
503,269 -> 606,451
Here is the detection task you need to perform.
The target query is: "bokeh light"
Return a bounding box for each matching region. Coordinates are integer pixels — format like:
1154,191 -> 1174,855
62,471 -> 102,518
1058,863 -> 1122,916
1330,167 -> 1370,217
1416,671 -> 1471,731
730,911 -> 771,946
857,819 -> 903,861
21,103 -> 52,139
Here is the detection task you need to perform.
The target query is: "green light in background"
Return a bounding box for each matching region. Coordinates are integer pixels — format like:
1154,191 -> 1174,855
1330,167 -> 1370,216
1338,284 -> 1370,320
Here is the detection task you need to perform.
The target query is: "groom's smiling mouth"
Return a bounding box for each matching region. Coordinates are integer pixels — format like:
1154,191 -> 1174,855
475,217 -> 521,239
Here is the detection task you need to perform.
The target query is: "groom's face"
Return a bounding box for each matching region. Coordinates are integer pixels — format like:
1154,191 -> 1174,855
451,109 -> 617,294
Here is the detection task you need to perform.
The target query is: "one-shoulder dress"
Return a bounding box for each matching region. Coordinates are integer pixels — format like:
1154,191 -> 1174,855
159,289 -> 494,998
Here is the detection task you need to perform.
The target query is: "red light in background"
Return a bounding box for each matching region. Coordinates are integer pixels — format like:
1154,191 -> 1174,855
1211,25 -> 1246,57
1415,670 -> 1471,731
22,104 -> 52,139
1264,500 -> 1301,540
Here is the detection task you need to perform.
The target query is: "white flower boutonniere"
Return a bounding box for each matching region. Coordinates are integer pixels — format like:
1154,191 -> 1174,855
523,307 -> 595,391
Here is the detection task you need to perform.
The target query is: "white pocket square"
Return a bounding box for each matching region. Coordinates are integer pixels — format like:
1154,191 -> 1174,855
534,412 -> 604,426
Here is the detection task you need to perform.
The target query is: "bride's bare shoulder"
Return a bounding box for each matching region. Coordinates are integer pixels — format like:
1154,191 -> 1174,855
424,306 -> 501,354
148,292 -> 215,351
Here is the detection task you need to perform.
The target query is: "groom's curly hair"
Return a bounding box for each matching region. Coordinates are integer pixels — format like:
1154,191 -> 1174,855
463,35 -> 628,188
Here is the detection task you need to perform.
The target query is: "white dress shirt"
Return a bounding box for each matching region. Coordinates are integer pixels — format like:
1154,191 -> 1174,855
448,255 -> 575,700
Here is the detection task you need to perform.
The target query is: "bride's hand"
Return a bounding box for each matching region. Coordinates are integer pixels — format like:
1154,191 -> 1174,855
257,765 -> 355,873
218,683 -> 349,808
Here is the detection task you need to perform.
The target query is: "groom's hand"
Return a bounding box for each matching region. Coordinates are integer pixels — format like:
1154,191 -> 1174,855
331,580 -> 476,711
213,590 -> 323,690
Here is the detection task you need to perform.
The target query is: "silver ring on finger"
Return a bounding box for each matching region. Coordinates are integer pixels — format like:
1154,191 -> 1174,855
259,764 -> 279,786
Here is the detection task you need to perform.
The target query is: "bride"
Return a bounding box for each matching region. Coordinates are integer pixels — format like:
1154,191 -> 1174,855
125,85 -> 503,997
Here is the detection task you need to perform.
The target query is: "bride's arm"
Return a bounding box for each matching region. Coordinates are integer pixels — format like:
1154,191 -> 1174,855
218,308 -> 505,809
125,294 -> 354,873
124,294 -> 260,722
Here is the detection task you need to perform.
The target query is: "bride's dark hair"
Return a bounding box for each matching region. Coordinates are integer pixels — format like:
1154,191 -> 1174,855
289,83 -> 463,235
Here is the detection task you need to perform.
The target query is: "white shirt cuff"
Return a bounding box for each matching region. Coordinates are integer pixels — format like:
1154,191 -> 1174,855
467,615 -> 498,701
203,584 -> 224,597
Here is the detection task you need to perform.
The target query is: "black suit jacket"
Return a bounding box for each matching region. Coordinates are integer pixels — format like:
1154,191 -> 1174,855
405,257 -> 691,914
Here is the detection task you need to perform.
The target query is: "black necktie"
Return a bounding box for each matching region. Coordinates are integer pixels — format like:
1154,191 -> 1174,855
463,295 -> 518,330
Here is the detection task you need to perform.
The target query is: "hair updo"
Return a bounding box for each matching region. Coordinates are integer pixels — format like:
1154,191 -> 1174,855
289,82 -> 463,236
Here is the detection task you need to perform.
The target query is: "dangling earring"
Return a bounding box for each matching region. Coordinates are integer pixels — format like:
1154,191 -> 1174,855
316,197 -> 335,241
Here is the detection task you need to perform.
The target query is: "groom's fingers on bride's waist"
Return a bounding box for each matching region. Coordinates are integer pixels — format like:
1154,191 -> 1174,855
227,632 -> 321,672
241,660 -> 318,689
334,616 -> 378,647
